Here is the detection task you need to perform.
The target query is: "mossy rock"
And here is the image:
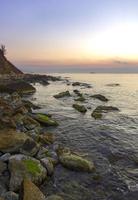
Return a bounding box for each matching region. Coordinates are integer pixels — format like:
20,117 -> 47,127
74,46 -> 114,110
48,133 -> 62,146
59,153 -> 95,172
90,94 -> 108,102
72,104 -> 87,113
9,154 -> 47,191
91,110 -> 102,119
34,113 -> 59,126
54,91 -> 71,98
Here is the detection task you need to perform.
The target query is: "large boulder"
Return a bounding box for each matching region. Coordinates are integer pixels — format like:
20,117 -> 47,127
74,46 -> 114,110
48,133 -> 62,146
59,153 -> 95,172
9,154 -> 47,191
0,129 -> 29,153
22,179 -> 46,200
72,104 -> 87,113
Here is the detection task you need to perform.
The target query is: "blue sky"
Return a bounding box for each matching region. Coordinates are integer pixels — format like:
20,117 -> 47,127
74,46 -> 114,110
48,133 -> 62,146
0,0 -> 138,72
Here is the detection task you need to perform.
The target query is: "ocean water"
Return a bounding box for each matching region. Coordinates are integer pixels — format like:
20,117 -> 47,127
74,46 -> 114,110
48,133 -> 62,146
30,73 -> 138,200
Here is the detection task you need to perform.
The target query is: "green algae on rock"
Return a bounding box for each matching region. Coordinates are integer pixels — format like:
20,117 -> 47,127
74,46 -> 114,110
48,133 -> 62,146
59,153 -> 95,172
33,113 -> 59,126
72,104 -> 87,113
9,154 -> 47,191
54,91 -> 71,98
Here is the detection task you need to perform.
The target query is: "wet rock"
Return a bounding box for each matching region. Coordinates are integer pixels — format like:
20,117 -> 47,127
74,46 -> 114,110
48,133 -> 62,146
9,154 -> 47,191
91,106 -> 119,119
59,152 -> 95,172
46,195 -> 64,200
72,104 -> 87,113
72,82 -> 92,88
36,147 -> 50,160
0,161 -> 7,174
90,94 -> 109,102
73,89 -> 83,97
0,129 -> 29,153
106,83 -> 120,87
22,179 -> 46,200
54,91 -> 71,98
22,115 -> 40,130
1,191 -> 19,200
20,138 -> 39,157
33,113 -> 59,127
40,158 -> 54,176
39,132 -> 55,145
74,96 -> 85,102
22,100 -> 41,112
0,153 -> 11,162
0,81 -> 36,95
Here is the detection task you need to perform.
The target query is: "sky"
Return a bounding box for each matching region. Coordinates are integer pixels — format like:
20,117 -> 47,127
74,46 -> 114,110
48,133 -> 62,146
0,0 -> 138,72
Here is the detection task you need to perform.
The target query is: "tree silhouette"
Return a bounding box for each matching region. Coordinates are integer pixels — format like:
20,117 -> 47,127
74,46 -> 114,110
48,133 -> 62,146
0,44 -> 6,55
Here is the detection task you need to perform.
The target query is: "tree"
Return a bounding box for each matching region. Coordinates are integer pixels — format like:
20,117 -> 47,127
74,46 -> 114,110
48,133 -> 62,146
0,44 -> 6,55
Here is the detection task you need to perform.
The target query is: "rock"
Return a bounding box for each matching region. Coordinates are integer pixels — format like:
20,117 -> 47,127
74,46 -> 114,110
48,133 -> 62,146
91,106 -> 119,119
72,82 -> 92,88
59,153 -> 95,172
22,115 -> 40,130
39,132 -> 55,144
0,161 -> 7,174
9,154 -> 47,191
1,191 -> 19,200
0,129 -> 29,153
72,104 -> 87,113
90,94 -> 108,102
73,90 -> 83,97
20,138 -> 39,157
74,96 -> 85,102
46,195 -> 64,200
0,81 -> 36,95
54,91 -> 71,98
22,100 -> 41,112
36,147 -> 50,160
22,179 -> 46,200
33,113 -> 59,126
0,153 -> 11,162
40,158 -> 54,176
0,198 -> 4,200
106,83 -> 120,87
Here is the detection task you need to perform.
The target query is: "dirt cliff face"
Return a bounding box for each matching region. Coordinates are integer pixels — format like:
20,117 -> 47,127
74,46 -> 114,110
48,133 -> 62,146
0,49 -> 23,74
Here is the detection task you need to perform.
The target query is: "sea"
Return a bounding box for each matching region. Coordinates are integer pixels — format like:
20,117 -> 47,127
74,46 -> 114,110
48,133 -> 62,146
28,73 -> 138,200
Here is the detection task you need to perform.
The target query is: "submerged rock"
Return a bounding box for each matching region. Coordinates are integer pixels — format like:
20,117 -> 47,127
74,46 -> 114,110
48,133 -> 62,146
22,179 -> 46,200
46,195 -> 64,200
106,83 -> 120,87
54,91 -> 71,98
33,113 -> 59,127
9,154 -> 47,191
72,104 -> 87,113
72,82 -> 92,88
90,94 -> 109,102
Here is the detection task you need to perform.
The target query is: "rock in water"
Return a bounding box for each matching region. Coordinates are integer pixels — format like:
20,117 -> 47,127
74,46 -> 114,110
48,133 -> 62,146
33,113 -> 59,126
90,94 -> 108,102
59,153 -> 95,172
9,154 -> 47,191
22,179 -> 46,200
72,104 -> 87,113
54,91 -> 71,98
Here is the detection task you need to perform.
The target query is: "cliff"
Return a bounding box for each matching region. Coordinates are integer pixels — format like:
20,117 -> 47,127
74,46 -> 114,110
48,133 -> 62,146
0,49 -> 23,75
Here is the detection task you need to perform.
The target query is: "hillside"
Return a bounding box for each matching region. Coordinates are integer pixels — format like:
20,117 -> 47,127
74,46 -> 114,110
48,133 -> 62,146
0,49 -> 23,75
